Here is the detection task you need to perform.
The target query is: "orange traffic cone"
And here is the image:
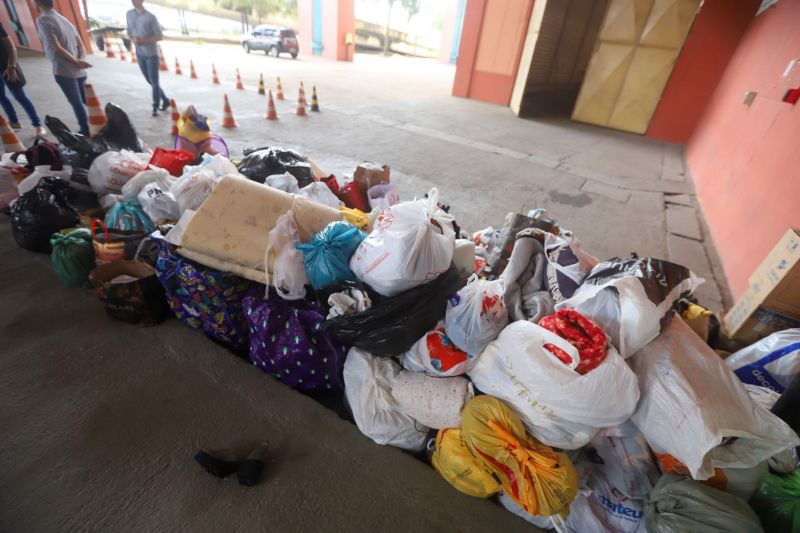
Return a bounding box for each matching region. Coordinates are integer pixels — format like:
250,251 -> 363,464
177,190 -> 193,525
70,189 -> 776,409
118,43 -> 127,61
295,88 -> 306,116
235,69 -> 244,90
299,82 -> 307,106
170,99 -> 180,136
174,58 -> 183,75
276,77 -> 285,100
258,73 -> 266,95
84,83 -> 108,137
222,95 -> 237,128
190,60 -> 198,79
105,40 -> 116,58
158,46 -> 168,71
131,48 -> 138,64
211,64 -> 220,84
310,86 -> 320,112
0,115 -> 24,152
265,90 -> 278,120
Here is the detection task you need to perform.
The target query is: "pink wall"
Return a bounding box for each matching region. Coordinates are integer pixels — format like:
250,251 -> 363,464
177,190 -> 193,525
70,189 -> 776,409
646,0 -> 760,143
687,0 -> 800,297
453,0 -> 534,105
297,0 -> 313,57
296,0 -> 353,61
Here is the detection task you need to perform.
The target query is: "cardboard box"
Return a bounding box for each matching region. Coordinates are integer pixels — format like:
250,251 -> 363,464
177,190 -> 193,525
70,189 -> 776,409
724,228 -> 800,342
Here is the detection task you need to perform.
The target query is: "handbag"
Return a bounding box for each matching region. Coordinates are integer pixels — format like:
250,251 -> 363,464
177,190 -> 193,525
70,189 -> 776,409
4,64 -> 25,90
89,242 -> 169,325
91,218 -> 145,265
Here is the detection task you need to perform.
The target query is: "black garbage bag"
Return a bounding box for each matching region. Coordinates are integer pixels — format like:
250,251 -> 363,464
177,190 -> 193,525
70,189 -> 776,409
11,176 -> 80,253
237,146 -> 313,187
323,265 -> 466,356
44,103 -> 145,170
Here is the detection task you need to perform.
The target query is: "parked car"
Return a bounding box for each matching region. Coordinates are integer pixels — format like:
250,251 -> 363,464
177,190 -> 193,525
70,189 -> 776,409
242,25 -> 299,58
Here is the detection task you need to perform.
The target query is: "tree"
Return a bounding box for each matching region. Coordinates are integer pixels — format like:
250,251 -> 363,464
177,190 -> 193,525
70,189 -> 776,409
382,0 -> 420,55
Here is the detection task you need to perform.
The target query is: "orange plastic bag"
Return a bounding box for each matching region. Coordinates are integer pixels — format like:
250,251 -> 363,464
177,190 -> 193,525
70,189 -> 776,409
431,428 -> 500,498
461,396 -> 578,517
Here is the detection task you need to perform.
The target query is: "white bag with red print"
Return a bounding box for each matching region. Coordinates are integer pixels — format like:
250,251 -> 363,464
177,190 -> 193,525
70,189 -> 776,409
445,276 -> 508,355
88,150 -> 151,195
350,188 -> 455,297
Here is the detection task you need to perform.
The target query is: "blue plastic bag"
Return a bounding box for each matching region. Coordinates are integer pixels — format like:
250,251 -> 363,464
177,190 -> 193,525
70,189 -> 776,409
297,221 -> 366,290
105,197 -> 156,235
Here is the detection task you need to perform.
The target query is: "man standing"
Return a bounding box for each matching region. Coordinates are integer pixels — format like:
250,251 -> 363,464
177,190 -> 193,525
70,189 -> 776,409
34,0 -> 91,136
127,0 -> 169,116
0,22 -> 46,138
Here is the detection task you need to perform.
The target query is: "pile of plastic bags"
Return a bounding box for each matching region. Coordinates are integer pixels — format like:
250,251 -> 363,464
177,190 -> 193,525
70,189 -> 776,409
5,102 -> 800,531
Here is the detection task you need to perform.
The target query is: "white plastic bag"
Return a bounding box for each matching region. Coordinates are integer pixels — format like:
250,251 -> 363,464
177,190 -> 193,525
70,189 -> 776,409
170,168 -> 217,215
343,347 -> 429,450
400,322 -> 477,377
17,165 -> 73,195
87,150 -> 150,194
350,188 -> 456,297
725,329 -> 800,392
196,153 -> 238,177
589,421 -> 661,499
558,257 -> 704,358
564,470 -> 646,533
542,231 -> 599,303
265,209 -> 307,301
137,183 -> 180,225
468,321 -> 640,449
121,167 -> 176,201
391,371 -> 474,429
444,276 -> 507,355
264,172 -> 299,193
298,181 -> 341,209
630,316 -> 800,480
743,384 -> 800,474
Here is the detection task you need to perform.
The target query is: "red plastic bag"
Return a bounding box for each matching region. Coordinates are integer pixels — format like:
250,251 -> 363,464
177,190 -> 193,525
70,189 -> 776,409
149,147 -> 195,177
337,181 -> 370,211
538,309 -> 607,374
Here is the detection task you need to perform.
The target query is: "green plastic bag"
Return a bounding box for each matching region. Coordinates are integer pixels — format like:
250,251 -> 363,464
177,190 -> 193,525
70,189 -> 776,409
50,228 -> 95,288
750,470 -> 800,532
645,475 -> 763,532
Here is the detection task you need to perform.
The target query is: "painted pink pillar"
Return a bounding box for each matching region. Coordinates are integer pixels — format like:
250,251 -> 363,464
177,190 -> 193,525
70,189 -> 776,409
296,0 -> 355,61
297,0 -> 313,57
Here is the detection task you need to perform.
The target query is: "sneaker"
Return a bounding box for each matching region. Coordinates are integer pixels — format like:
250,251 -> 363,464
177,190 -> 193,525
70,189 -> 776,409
9,122 -> 21,130
34,126 -> 47,138
152,108 -> 159,117
160,101 -> 170,111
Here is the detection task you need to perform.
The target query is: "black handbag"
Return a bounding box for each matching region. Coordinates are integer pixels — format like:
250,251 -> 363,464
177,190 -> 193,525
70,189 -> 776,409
4,64 -> 25,89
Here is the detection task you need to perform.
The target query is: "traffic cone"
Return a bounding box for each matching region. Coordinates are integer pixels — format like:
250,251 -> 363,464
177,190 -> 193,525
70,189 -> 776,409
299,81 -> 306,105
131,48 -> 138,64
235,69 -> 244,90
0,116 -> 25,152
211,64 -> 220,84
174,58 -> 183,75
265,90 -> 278,120
222,94 -> 237,128
158,46 -> 168,71
190,60 -> 197,79
295,88 -> 306,116
276,77 -> 284,100
170,99 -> 179,136
105,40 -> 116,58
310,86 -> 320,112
258,73 -> 266,95
84,83 -> 108,137
118,43 -> 127,61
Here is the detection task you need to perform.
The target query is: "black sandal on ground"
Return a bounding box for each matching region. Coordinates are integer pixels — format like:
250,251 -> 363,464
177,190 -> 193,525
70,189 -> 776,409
194,449 -> 242,478
237,442 -> 269,487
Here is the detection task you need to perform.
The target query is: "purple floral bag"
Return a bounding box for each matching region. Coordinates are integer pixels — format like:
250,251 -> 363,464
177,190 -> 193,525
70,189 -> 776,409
243,295 -> 347,392
155,240 -> 259,351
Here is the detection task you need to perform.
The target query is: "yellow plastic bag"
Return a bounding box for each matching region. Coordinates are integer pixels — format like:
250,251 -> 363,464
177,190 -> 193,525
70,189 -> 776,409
340,206 -> 369,230
431,428 -> 501,498
461,396 -> 578,517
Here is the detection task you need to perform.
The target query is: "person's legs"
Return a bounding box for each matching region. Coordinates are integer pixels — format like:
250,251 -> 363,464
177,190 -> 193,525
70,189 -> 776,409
8,83 -> 42,127
145,55 -> 169,109
76,77 -> 87,104
54,75 -> 90,136
138,56 -> 159,111
0,78 -> 20,125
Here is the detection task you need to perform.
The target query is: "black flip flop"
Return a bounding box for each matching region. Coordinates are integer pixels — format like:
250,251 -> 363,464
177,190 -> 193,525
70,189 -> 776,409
194,449 -> 242,478
237,443 -> 269,487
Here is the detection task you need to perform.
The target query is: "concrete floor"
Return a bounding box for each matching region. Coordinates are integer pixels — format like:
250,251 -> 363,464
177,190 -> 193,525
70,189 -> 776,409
1,43 -> 730,530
